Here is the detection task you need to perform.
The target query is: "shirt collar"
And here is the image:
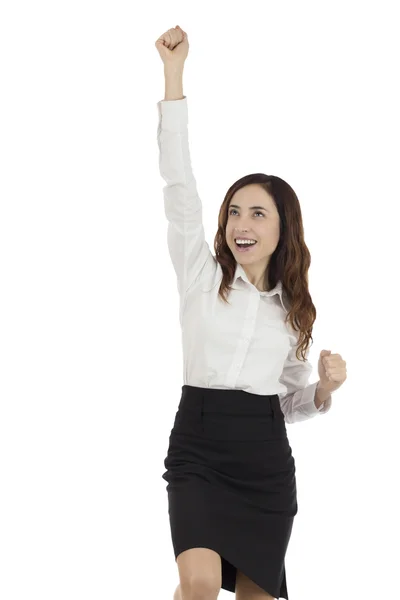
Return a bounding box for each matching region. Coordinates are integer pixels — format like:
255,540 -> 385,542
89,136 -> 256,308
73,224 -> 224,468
201,261 -> 288,313
232,263 -> 287,308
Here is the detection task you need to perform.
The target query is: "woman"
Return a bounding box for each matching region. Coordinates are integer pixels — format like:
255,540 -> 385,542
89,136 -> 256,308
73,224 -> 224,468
155,26 -> 347,600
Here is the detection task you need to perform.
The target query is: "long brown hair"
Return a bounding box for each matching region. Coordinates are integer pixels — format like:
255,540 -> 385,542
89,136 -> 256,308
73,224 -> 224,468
213,173 -> 316,362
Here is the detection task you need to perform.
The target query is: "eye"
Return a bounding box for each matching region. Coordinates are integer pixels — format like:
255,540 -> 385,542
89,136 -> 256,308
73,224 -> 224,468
229,209 -> 264,217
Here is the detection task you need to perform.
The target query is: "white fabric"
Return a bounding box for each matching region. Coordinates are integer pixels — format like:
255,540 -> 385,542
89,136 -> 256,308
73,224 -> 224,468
157,95 -> 332,424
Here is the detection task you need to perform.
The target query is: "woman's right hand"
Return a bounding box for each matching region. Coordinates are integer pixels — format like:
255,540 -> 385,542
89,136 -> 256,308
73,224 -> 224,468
155,25 -> 189,69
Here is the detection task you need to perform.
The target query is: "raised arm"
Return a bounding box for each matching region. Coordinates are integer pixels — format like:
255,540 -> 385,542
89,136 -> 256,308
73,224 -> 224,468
155,27 -> 214,302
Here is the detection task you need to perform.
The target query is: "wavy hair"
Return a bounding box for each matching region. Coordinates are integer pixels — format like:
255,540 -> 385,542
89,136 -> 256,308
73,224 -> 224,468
213,173 -> 316,362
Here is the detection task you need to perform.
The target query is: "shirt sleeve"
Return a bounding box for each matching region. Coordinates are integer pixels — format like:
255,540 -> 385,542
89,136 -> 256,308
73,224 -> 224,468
157,96 -> 213,299
278,332 -> 332,424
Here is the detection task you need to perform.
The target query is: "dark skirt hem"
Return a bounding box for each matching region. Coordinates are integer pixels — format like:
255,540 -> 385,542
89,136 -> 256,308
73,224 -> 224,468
174,543 -> 288,599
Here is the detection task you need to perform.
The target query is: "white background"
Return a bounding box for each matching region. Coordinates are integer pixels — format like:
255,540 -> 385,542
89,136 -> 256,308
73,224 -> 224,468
1,1 -> 399,599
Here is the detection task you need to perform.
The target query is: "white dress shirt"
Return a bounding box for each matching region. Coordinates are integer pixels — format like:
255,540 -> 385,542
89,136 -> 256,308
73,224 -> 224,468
157,96 -> 332,424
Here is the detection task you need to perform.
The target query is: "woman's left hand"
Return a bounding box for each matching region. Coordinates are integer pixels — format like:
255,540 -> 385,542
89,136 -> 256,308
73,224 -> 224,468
318,350 -> 347,393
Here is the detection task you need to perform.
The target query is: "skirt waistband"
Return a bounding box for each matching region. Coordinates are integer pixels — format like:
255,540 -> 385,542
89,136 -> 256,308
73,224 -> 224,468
180,384 -> 281,419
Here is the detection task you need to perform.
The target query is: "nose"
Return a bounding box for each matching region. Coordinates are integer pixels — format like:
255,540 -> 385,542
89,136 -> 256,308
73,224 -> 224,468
235,223 -> 249,232
235,219 -> 252,232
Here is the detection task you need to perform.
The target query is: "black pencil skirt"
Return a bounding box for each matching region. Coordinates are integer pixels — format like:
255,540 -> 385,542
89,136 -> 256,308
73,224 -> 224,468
161,385 -> 298,600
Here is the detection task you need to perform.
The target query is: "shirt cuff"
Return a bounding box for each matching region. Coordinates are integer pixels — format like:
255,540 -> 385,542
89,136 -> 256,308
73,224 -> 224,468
305,380 -> 332,415
157,96 -> 188,132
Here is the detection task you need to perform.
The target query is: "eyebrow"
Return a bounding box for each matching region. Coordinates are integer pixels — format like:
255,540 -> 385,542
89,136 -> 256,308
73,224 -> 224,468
229,204 -> 268,211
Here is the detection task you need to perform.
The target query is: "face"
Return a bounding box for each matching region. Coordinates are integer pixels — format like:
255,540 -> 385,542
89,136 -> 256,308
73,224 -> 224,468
225,184 -> 281,271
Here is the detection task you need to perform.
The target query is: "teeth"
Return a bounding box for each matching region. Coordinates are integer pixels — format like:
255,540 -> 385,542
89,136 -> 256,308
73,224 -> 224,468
236,239 -> 256,245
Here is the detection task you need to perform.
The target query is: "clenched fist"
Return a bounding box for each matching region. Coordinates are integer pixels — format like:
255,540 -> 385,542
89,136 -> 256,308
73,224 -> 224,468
155,25 -> 189,68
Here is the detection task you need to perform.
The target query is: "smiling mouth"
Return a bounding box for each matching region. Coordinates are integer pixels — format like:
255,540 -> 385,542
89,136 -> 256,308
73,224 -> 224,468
234,239 -> 258,251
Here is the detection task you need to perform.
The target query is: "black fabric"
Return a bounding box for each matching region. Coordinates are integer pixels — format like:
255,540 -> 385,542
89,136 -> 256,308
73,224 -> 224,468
162,384 -> 298,599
